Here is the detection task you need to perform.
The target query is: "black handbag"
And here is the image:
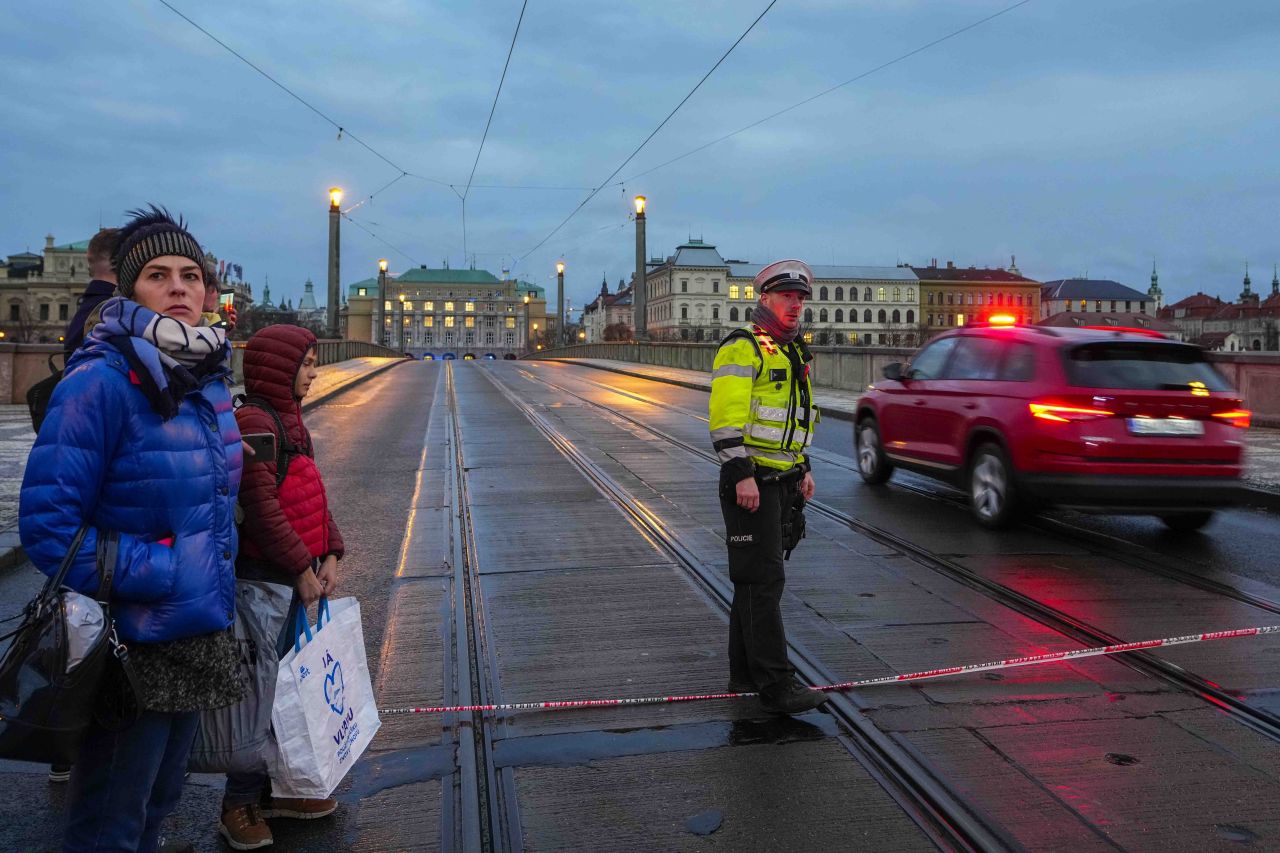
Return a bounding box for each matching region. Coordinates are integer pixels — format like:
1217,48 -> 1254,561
25,352 -> 64,433
0,526 -> 139,763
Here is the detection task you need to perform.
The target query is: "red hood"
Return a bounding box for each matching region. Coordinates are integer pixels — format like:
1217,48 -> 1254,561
243,324 -> 316,442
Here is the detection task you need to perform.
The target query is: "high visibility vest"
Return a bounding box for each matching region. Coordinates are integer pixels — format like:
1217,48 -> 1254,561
709,323 -> 819,473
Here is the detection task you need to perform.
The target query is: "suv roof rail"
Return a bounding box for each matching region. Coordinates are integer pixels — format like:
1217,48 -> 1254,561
1078,325 -> 1168,339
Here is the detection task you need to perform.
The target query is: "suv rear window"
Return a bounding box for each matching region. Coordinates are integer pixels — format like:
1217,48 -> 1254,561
1063,343 -> 1231,391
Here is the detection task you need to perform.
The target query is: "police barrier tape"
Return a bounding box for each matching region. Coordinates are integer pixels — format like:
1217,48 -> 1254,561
377,624 -> 1280,717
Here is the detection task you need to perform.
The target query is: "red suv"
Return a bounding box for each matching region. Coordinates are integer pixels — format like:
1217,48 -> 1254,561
853,320 -> 1251,529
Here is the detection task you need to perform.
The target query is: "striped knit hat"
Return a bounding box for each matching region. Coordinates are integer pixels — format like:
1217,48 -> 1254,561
112,205 -> 206,297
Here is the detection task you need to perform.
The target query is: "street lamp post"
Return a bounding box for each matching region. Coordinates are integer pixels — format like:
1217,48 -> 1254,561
396,292 -> 405,350
633,195 -> 647,340
376,258 -> 387,346
523,293 -> 531,354
556,261 -> 565,348
326,187 -> 342,338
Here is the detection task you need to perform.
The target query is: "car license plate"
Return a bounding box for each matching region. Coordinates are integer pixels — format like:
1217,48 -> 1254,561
1126,417 -> 1204,437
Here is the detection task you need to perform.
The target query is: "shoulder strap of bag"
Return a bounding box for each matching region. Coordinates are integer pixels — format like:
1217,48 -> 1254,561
43,524 -> 91,598
95,530 -> 119,604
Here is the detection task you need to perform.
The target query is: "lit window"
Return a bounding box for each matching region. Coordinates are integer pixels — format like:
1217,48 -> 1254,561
425,301 -> 434,311
906,288 -> 915,301
745,286 -> 754,300
403,301 -> 413,311
505,316 -> 515,329
729,284 -> 740,300
357,288 -> 367,296
957,313 -> 966,326
465,316 -> 475,328
403,317 -> 410,326
384,300 -> 393,311
893,287 -> 902,302
445,316 -> 455,328
465,302 -> 475,312
424,316 -> 433,327
803,332 -> 814,343
445,301 -> 455,312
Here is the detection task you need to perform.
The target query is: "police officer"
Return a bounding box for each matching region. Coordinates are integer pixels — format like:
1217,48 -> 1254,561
709,259 -> 827,715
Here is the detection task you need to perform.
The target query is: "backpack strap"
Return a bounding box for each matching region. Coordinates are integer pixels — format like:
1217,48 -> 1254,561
718,327 -> 764,379
235,395 -> 300,487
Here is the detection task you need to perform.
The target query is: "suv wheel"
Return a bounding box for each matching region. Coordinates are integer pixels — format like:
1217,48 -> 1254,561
856,417 -> 893,485
968,443 -> 1018,528
1159,511 -> 1213,532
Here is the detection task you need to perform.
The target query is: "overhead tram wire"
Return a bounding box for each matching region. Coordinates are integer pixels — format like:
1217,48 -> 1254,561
516,0 -> 780,265
340,214 -> 423,267
624,0 -> 1036,182
462,0 -> 530,201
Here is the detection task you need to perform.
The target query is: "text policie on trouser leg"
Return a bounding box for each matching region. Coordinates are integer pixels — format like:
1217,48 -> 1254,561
721,466 -> 811,702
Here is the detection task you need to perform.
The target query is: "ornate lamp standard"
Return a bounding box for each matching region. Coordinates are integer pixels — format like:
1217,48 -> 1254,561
376,258 -> 388,346
555,260 -> 566,348
523,293 -> 531,354
633,195 -> 647,340
326,186 -> 342,337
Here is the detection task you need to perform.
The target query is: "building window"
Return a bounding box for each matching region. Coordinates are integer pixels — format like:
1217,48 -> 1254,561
947,293 -> 955,306
878,309 -> 887,323
819,286 -> 829,301
745,286 -> 754,300
892,309 -> 901,323
834,309 -> 843,322
424,316 -> 433,327
505,332 -> 514,347
59,304 -> 69,321
927,292 -> 935,305
10,304 -> 20,321
712,305 -> 720,319
39,304 -> 49,321
906,309 -> 915,323
957,313 -> 966,326
878,333 -> 887,344
1125,301 -> 1132,312
729,284 -> 740,300
680,305 -> 688,320
745,307 -> 753,321
712,280 -> 720,293
424,301 -> 434,311
803,332 -> 814,344
906,288 -> 915,301
681,280 -> 688,293
1095,300 -> 1102,312
425,333 -> 433,345
849,333 -> 859,344
466,301 -> 475,312
819,308 -> 828,322
445,316 -> 455,328
403,316 -> 410,326
877,287 -> 887,302
1079,299 -> 1087,312
863,287 -> 873,301
403,301 -> 413,311
505,316 -> 515,329
465,332 -> 474,345
804,308 -> 814,323
465,316 -> 475,328
729,306 -> 739,322
835,287 -> 844,301
445,301 -> 455,312
893,287 -> 902,302
357,288 -> 367,296
445,332 -> 454,344
863,309 -> 872,323
383,300 -> 393,312
485,332 -> 494,345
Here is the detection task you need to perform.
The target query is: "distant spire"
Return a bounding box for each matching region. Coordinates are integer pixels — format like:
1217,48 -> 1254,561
1148,260 -> 1162,310
1241,261 -> 1254,303
1008,253 -> 1020,275
1273,264 -> 1278,296
262,282 -> 271,305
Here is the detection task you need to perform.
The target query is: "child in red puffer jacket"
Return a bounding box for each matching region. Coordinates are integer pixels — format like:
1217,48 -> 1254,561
220,324 -> 345,849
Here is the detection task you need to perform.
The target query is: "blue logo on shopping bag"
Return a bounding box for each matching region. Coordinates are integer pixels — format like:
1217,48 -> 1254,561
323,654 -> 345,716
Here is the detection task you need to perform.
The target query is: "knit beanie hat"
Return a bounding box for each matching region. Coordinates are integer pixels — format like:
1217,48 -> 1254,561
112,205 -> 206,297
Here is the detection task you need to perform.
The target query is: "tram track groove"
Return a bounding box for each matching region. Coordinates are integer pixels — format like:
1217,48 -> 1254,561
483,364 -> 1011,852
513,363 -> 1280,745
444,363 -> 521,852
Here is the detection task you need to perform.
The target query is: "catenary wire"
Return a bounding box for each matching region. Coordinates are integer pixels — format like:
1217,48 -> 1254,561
462,0 -> 530,200
341,214 -> 423,266
516,0 -> 780,264
624,0 -> 1036,182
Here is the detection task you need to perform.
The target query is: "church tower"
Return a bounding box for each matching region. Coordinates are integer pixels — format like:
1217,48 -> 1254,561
1147,260 -> 1163,311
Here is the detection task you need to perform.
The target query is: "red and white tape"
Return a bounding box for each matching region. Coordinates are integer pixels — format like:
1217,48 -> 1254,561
378,624 -> 1280,717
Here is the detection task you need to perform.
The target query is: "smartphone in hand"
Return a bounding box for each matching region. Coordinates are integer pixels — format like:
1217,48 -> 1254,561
242,432 -> 277,462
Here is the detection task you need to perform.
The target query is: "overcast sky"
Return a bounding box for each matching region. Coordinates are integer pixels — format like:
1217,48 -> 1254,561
4,0 -> 1279,312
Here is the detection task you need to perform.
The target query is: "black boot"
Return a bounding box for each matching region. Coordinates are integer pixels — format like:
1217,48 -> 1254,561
760,677 -> 828,715
727,677 -> 757,694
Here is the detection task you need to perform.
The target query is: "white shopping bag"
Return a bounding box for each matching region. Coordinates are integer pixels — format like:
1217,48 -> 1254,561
268,596 -> 380,798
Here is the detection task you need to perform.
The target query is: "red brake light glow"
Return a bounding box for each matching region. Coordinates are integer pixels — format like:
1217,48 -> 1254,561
988,314 -> 1017,326
1029,402 -> 1114,423
1212,409 -> 1251,429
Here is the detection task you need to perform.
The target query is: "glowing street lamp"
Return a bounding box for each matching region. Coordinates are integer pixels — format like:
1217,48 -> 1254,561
326,186 -> 343,336
633,195 -> 647,340
555,261 -> 566,347
375,258 -> 389,346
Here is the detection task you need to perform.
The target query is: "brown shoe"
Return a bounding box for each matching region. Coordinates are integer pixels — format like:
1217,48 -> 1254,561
261,796 -> 338,820
219,804 -> 273,850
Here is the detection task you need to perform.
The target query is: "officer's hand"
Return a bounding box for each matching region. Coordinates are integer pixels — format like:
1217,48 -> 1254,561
800,472 -> 815,500
736,477 -> 760,513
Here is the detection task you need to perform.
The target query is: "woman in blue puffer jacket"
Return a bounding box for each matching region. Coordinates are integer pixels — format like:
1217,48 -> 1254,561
19,206 -> 245,853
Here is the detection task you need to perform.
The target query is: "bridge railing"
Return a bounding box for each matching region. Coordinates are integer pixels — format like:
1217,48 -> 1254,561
1,339 -> 405,404
532,341 -> 1280,428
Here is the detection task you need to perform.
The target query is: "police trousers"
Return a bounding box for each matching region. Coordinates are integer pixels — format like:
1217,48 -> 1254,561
720,469 -> 801,692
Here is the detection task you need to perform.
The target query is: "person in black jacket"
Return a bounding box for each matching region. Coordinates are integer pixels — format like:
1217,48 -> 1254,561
63,228 -> 121,356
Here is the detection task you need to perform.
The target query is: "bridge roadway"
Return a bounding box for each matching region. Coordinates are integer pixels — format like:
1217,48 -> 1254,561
3,358 -> 1280,850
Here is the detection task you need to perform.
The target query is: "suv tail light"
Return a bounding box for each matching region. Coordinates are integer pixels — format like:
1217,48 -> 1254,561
1029,401 -> 1114,423
1212,409 -> 1251,429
